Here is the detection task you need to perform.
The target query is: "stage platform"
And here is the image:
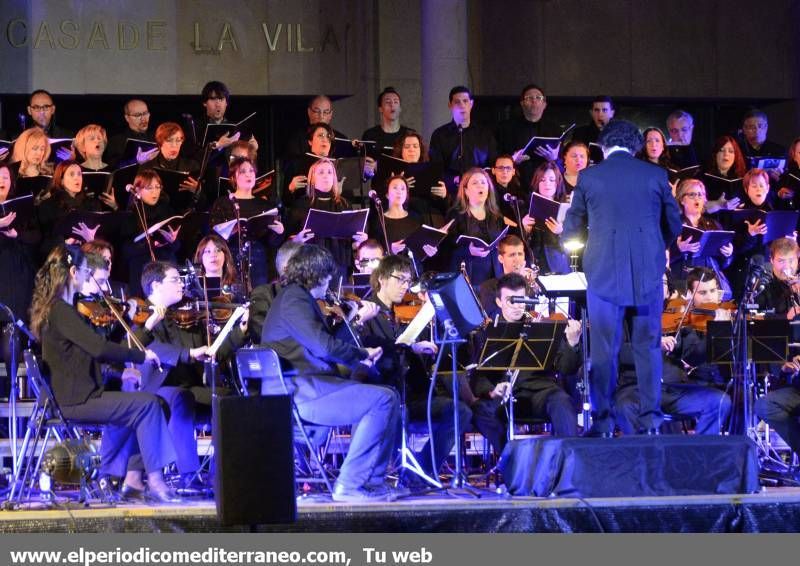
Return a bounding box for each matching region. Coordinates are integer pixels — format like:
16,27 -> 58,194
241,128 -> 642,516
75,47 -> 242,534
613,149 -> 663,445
2,485 -> 800,533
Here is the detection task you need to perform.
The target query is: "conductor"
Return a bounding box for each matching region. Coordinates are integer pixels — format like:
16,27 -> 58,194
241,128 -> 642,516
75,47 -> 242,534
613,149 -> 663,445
563,120 -> 682,436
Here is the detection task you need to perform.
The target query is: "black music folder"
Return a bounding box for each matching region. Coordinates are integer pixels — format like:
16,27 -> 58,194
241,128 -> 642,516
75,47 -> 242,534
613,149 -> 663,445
667,164 -> 701,183
48,138 -> 73,163
212,208 -> 280,240
81,171 -> 112,199
373,154 -> 444,196
15,175 -> 52,198
402,220 -> 452,259
0,139 -> 11,160
56,210 -> 118,242
728,209 -> 799,244
119,138 -> 157,167
519,124 -> 575,158
134,210 -> 208,246
588,142 -> 604,164
201,112 -> 256,147
456,226 -> 509,251
303,208 -> 369,239
748,156 -> 786,171
0,194 -> 34,227
528,192 -> 570,224
152,167 -> 194,208
679,225 -> 735,258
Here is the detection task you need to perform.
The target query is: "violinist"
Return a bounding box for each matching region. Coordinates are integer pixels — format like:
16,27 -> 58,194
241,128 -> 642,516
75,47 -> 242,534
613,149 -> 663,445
354,239 -> 385,275
357,254 -> 471,490
260,245 -> 399,502
477,234 -> 539,317
755,237 -> 800,319
615,267 -> 732,435
671,179 -> 734,300
81,239 -> 129,298
133,261 -> 246,489
29,244 -> 180,503
247,240 -> 302,343
469,273 -> 581,457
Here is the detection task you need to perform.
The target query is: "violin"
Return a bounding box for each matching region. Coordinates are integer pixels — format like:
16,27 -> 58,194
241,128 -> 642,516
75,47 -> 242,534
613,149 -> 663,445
661,297 -> 737,333
77,295 -> 152,327
394,291 -> 423,325
168,297 -> 248,329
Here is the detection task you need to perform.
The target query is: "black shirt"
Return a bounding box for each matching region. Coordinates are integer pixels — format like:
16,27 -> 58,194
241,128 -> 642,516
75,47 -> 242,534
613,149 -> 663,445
429,121 -> 497,193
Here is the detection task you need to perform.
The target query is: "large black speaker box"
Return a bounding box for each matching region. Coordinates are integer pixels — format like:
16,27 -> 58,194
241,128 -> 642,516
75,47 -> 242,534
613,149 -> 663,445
213,395 -> 296,526
499,435 -> 759,497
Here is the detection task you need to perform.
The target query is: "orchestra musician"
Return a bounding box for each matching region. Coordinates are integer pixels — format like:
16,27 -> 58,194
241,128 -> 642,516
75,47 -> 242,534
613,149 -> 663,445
260,245 -> 400,502
755,237 -> 800,319
477,234 -> 539,317
30,244 -> 180,503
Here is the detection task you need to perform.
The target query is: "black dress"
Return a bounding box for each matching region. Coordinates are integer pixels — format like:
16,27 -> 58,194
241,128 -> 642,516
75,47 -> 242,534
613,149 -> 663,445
288,192 -> 355,280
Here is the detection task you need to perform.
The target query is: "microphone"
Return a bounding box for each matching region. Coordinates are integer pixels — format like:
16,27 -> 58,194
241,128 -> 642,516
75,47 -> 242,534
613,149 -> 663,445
228,192 -> 237,201
368,190 -> 380,201
745,256 -> 768,296
125,184 -> 135,193
503,193 -> 518,203
15,319 -> 37,342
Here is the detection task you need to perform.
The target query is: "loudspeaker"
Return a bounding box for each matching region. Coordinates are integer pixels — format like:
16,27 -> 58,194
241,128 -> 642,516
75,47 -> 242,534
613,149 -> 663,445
500,435 -> 759,497
213,395 -> 296,526
426,272 -> 485,337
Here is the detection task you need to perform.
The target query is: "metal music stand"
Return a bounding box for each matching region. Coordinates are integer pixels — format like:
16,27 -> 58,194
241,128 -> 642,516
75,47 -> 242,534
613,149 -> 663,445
537,273 -> 591,429
477,319 -> 566,440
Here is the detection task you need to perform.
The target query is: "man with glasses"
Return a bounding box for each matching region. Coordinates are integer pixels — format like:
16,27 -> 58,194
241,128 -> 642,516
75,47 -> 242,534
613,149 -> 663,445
665,109 -> 700,169
738,109 -> 785,181
356,254 -> 472,490
495,84 -> 561,189
25,89 -> 73,139
284,95 -> 351,160
107,99 -> 156,167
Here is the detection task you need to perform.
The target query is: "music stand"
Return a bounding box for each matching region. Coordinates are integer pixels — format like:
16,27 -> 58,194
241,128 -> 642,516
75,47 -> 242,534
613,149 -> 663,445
537,272 -> 591,429
477,320 -> 566,440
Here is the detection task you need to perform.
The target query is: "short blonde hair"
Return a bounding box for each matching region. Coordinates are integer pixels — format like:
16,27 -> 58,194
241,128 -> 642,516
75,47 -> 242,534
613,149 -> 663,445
73,124 -> 107,160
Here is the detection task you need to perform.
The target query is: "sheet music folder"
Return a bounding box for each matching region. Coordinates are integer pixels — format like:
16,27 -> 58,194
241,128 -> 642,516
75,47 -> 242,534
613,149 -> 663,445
478,320 -> 566,371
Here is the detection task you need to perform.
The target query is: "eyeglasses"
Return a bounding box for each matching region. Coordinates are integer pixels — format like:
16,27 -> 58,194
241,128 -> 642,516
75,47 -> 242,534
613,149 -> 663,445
313,132 -> 333,140
30,104 -> 54,112
162,276 -> 183,284
522,95 -> 545,102
127,111 -> 150,119
682,191 -> 706,199
358,258 -> 381,266
389,274 -> 414,286
494,166 -> 514,172
310,108 -> 332,116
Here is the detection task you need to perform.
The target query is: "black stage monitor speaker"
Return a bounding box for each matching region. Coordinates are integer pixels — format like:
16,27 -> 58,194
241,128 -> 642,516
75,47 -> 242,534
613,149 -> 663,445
213,395 -> 296,526
426,272 -> 485,337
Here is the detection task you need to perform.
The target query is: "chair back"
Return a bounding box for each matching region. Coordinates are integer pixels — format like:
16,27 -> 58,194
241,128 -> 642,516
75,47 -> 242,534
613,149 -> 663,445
235,347 -> 295,396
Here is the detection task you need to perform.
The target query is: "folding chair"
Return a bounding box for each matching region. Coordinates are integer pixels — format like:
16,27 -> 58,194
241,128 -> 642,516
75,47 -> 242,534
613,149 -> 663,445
235,347 -> 334,493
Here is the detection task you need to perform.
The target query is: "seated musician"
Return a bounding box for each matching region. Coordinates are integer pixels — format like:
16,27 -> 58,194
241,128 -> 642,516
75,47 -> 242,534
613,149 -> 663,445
30,245 -> 180,503
133,261 -> 248,487
354,239 -> 385,275
470,273 -> 581,456
247,240 -> 303,343
357,254 -> 472,489
477,234 -> 539,317
260,244 -> 400,502
615,267 -> 732,435
756,237 -> 800,319
755,354 -> 800,469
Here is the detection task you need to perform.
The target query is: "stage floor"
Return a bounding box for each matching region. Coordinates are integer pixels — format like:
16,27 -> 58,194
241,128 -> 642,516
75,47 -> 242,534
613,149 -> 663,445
2,485 -> 800,533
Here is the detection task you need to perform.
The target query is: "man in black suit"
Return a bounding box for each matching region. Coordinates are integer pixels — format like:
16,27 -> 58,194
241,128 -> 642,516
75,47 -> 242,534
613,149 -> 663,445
261,245 -> 400,501
564,120 -> 682,436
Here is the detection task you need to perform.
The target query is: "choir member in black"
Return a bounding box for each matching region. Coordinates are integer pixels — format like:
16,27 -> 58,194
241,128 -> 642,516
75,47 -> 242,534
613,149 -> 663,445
283,123 -> 335,208
490,154 -> 527,220
702,135 -> 746,212
521,161 -> 570,274
289,158 -> 367,280
429,86 -> 497,194
74,124 -> 111,172
495,84 -> 560,189
615,267 -> 732,435
477,235 -> 539,317
371,175 -> 439,263
671,179 -> 734,300
106,99 -> 155,167
571,96 -> 615,146
561,141 -> 590,197
636,127 -> 673,171
666,110 -> 700,168
119,169 -> 180,297
776,137 -> 800,210
390,131 -> 449,228
261,245 -> 400,502
727,168 -> 775,297
362,87 -> 413,155
357,254 -> 471,488
210,156 -> 284,287
738,109 -> 786,182
190,234 -> 240,300
133,261 -> 247,487
445,167 -> 506,286
25,90 -> 73,139
284,95 -> 349,160
11,127 -> 53,178
139,122 -> 202,212
29,244 -> 179,502
469,273 -> 580,456
37,160 -> 105,257
755,237 -> 800,319
0,163 -> 40,395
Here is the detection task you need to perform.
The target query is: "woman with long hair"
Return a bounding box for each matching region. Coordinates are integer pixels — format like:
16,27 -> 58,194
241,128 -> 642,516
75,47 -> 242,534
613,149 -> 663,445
702,135 -> 747,212
30,244 -> 179,503
11,127 -> 53,178
191,234 -> 239,298
521,161 -> 570,274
